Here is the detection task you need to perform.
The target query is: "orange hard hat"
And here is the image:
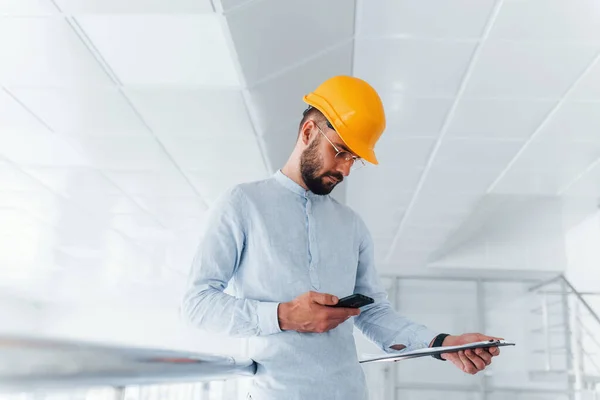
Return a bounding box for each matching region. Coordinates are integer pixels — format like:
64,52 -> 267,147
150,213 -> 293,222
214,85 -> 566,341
303,75 -> 386,165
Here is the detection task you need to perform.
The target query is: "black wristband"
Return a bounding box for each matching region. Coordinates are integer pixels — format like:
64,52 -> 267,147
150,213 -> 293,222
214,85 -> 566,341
431,333 -> 450,361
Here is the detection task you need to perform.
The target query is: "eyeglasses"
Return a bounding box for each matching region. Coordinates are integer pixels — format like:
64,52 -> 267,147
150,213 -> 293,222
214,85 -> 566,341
314,122 -> 366,171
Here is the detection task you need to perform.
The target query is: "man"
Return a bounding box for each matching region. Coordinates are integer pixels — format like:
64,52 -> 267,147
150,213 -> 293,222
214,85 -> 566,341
182,75 -> 502,399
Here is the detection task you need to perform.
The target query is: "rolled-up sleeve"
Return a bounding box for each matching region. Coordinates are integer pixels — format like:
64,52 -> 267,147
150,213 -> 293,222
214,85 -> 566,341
352,215 -> 438,353
181,187 -> 281,337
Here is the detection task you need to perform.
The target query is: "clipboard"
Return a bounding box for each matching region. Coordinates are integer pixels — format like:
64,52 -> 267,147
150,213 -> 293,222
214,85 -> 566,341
359,339 -> 515,364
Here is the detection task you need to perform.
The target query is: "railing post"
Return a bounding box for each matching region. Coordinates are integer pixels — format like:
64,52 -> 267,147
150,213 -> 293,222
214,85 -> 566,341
542,292 -> 552,371
561,278 -> 575,400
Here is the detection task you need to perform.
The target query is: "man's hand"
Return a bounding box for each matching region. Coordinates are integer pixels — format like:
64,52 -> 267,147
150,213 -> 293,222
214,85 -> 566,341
277,291 -> 360,333
439,333 -> 503,375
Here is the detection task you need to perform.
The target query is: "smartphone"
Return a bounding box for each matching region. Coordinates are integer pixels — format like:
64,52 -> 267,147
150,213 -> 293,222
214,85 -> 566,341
332,293 -> 374,308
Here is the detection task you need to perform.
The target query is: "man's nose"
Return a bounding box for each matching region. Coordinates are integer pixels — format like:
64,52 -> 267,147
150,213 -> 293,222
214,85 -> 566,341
336,162 -> 351,177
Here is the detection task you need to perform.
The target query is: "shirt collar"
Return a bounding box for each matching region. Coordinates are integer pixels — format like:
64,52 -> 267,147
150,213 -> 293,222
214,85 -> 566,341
274,169 -> 316,198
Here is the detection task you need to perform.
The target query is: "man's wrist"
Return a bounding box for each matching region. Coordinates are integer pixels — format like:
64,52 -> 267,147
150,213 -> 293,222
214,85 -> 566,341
277,302 -> 291,331
430,333 -> 451,361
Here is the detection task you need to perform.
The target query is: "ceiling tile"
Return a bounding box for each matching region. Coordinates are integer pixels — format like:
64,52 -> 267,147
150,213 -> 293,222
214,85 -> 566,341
0,190 -> 64,225
124,88 -> 252,136
374,137 -> 436,168
248,42 -> 353,133
355,38 -> 476,97
464,42 -> 599,98
420,167 -> 503,195
447,98 -> 556,140
509,137 -> 600,173
360,0 -> 496,39
54,0 -> 214,13
381,94 -> 453,137
432,138 -> 523,170
226,0 -> 354,84
11,88 -> 148,135
563,161 -> 600,197
23,167 -> 121,197
0,90 -> 49,132
0,162 -> 47,192
0,131 -> 89,167
110,214 -> 173,242
539,101 -> 600,143
0,0 -> 57,15
77,15 -> 239,86
68,135 -> 173,171
570,60 -> 600,100
492,168 -> 583,196
71,194 -> 145,215
133,196 -> 206,218
490,0 -> 600,42
0,18 -> 113,86
158,135 -> 266,174
105,170 -> 197,197
186,168 -> 267,205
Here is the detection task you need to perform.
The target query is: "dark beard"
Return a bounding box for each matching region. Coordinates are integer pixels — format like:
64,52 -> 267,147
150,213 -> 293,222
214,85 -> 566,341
300,137 -> 343,195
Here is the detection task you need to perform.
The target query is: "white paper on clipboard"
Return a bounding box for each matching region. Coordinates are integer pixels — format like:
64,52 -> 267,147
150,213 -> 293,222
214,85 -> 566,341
359,339 -> 515,364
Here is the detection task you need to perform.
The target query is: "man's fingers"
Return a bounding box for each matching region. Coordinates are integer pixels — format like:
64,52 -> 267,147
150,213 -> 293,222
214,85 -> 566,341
458,351 -> 478,374
488,346 -> 501,357
465,349 -> 486,370
475,348 -> 493,365
311,291 -> 338,306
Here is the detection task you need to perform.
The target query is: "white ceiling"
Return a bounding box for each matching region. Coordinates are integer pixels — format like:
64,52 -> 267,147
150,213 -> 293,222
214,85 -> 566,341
1,0 -> 600,306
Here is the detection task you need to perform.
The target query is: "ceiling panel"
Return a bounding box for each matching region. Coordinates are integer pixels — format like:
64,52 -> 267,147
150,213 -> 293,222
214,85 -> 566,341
420,167 -> 504,195
492,168 -> 584,196
67,135 -> 173,171
0,161 -> 47,192
447,98 -> 556,140
157,134 -> 266,174
0,0 -> 57,15
77,15 -> 239,86
124,88 -> 252,136
563,160 -> 600,197
380,94 -> 453,137
432,138 -> 524,170
186,168 -> 267,205
490,0 -> 600,42
374,137 -> 436,168
0,18 -> 113,86
360,0 -> 495,39
537,101 -> 600,143
0,131 -> 89,167
23,167 -> 121,197
248,42 -> 353,133
0,190 -> 64,225
226,0 -> 354,84
133,196 -> 206,219
355,38 -> 476,97
53,0 -> 214,13
464,42 -> 599,98
11,88 -> 148,135
570,60 -> 600,100
110,214 -> 172,242
70,194 -> 145,215
0,90 -> 48,132
104,170 -> 197,197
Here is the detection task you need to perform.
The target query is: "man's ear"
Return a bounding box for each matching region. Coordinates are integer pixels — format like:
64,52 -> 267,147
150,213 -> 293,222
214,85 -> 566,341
299,120 -> 315,146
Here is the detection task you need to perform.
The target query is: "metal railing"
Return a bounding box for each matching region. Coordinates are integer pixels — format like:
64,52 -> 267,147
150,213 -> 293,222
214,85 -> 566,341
529,274 -> 600,399
0,335 -> 256,392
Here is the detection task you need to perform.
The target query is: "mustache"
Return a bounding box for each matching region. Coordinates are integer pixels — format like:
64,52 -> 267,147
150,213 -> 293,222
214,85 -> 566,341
326,173 -> 343,182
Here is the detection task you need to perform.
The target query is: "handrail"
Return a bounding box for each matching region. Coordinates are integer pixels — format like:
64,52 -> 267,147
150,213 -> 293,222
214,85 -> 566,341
528,274 -> 600,329
559,275 -> 600,329
0,335 -> 256,392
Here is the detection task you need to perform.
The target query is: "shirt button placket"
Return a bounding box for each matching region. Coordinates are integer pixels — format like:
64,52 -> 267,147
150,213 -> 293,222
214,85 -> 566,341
306,197 -> 320,290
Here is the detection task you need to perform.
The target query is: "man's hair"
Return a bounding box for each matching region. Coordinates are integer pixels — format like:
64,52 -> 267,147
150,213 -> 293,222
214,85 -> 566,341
298,106 -> 327,138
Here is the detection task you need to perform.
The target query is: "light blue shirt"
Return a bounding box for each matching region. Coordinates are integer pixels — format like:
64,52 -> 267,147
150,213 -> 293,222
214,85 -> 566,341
182,170 -> 439,399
